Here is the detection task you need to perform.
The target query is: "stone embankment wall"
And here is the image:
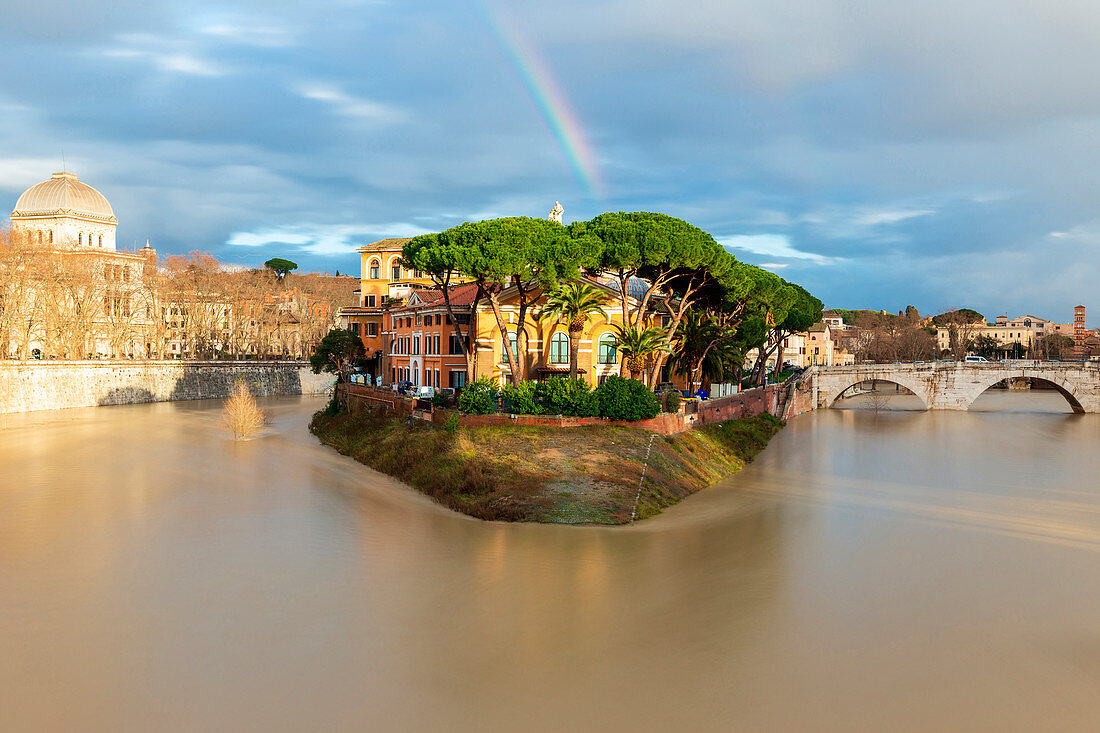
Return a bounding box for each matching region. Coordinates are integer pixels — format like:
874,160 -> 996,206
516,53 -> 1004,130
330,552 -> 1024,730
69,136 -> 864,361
0,360 -> 334,414
343,382 -> 793,435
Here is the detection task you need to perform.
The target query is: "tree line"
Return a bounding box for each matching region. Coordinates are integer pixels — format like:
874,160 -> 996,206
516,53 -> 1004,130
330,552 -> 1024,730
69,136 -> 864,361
400,211 -> 824,391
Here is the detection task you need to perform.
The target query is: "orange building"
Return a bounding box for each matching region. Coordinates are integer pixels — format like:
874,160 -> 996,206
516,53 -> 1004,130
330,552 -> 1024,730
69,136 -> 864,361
337,238 -> 469,379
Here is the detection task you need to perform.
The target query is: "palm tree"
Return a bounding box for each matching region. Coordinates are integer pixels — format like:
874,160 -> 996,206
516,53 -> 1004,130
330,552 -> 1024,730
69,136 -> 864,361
540,281 -> 609,380
670,309 -> 732,394
612,323 -> 671,383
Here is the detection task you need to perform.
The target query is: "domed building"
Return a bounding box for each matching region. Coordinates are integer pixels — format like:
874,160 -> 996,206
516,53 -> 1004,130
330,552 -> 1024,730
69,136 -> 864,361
10,171 -> 119,250
5,171 -> 157,359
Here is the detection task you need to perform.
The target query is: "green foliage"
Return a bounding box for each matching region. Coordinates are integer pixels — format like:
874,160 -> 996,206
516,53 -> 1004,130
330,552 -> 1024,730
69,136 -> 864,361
611,323 -> 671,374
660,389 -> 681,413
931,308 -> 985,326
310,328 -> 365,378
501,380 -> 542,415
697,413 -> 784,463
458,378 -> 499,414
973,334 -> 1000,358
534,376 -> 597,416
319,390 -> 343,417
541,280 -> 609,331
593,376 -> 660,421
431,391 -> 450,408
670,309 -> 740,386
442,413 -> 460,433
264,257 -> 298,279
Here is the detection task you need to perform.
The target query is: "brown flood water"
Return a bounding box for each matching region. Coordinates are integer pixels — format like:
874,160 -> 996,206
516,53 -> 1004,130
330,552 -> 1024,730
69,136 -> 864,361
1,391 -> 1099,731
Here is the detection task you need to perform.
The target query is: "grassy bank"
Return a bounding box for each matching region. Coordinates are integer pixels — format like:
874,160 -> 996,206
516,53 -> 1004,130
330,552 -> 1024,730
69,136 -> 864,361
310,409 -> 784,524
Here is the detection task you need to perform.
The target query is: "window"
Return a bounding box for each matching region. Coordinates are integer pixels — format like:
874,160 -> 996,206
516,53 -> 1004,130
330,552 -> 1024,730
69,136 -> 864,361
78,232 -> 83,245
433,335 -> 440,355
449,370 -> 467,388
350,322 -> 361,335
550,331 -> 569,364
449,333 -> 466,355
364,295 -> 376,308
413,336 -> 420,355
434,369 -> 440,388
392,265 -> 401,280
415,314 -> 422,326
369,260 -> 380,279
435,315 -> 442,326
122,267 -> 129,283
98,235 -> 103,247
598,333 -> 618,364
365,323 -> 378,337
502,331 -> 518,363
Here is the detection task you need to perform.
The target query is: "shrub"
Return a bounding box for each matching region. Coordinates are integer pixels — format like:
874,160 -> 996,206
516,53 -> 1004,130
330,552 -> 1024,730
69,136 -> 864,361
431,391 -> 450,409
500,380 -> 542,414
534,376 -> 596,416
458,378 -> 498,414
593,376 -> 659,421
443,413 -> 460,433
319,389 -> 343,417
223,381 -> 266,439
660,389 -> 681,413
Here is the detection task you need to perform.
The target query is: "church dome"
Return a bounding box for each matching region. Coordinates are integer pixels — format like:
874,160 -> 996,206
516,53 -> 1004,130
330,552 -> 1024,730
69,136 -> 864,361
12,172 -> 116,222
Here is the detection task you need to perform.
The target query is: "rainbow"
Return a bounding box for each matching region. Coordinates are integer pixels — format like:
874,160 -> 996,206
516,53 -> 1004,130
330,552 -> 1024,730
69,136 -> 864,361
471,0 -> 603,203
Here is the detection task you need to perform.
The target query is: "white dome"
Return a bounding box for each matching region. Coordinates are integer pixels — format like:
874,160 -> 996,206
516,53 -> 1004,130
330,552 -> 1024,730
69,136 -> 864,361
12,172 -> 116,222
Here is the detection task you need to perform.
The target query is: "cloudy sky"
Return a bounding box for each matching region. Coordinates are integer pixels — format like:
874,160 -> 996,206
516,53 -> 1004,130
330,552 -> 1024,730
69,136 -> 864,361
2,0 -> 1099,323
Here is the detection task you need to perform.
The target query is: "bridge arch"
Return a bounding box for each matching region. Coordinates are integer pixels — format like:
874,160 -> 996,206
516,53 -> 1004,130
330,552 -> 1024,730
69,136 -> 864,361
962,371 -> 1085,414
824,372 -> 933,410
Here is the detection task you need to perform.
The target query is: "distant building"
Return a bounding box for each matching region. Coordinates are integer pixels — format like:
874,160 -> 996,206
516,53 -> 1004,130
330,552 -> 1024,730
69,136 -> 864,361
1073,305 -> 1087,357
745,322 -> 854,370
5,171 -> 156,358
934,313 -> 1076,357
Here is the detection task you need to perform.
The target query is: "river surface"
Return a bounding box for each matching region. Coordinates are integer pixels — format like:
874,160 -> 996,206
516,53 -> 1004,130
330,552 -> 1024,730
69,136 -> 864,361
1,392 -> 1098,731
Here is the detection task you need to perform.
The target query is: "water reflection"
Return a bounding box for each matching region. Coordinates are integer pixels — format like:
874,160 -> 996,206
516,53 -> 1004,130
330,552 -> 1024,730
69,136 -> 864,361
1,395 -> 1098,731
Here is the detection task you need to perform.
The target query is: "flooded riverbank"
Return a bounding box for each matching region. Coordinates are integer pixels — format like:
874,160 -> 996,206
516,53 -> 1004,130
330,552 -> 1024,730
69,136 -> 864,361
2,393 -> 1097,731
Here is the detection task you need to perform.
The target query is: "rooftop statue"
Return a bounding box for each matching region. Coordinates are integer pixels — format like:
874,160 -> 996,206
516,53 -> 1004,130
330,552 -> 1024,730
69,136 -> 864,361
548,201 -> 564,224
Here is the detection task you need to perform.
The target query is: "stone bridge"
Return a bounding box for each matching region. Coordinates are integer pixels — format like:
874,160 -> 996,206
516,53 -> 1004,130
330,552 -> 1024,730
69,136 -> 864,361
806,362 -> 1100,413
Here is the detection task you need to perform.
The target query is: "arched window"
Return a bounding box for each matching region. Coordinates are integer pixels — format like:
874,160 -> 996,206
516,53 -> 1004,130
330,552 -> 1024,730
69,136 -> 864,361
391,263 -> 401,281
78,232 -> 83,245
98,234 -> 103,247
501,331 -> 518,363
369,259 -> 380,279
550,331 -> 569,364
48,230 -> 53,243
598,333 -> 618,364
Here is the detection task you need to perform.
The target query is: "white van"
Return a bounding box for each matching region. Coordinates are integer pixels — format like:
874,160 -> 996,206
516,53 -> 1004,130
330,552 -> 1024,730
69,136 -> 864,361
964,355 -> 989,363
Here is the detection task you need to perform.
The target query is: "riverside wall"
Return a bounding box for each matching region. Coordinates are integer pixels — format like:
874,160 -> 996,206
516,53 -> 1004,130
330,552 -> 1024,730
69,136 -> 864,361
0,360 -> 335,414
342,382 -> 792,435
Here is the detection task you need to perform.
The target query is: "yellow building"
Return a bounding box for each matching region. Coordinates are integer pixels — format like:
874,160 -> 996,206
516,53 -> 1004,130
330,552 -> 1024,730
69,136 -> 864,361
338,237 -> 463,379
934,314 -> 1073,357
